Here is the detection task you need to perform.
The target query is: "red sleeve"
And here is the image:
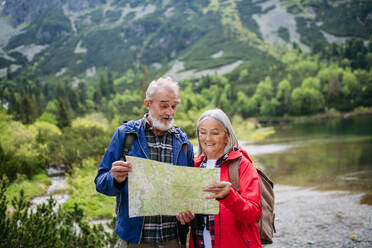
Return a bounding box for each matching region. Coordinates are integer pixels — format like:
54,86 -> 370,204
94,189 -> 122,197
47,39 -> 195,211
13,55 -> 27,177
218,158 -> 262,224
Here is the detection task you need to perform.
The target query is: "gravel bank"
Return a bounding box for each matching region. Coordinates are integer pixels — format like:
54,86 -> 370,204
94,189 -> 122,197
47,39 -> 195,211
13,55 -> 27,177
266,185 -> 372,248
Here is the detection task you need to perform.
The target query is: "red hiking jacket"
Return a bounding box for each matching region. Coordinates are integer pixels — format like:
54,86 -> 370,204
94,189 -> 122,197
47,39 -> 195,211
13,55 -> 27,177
190,148 -> 262,248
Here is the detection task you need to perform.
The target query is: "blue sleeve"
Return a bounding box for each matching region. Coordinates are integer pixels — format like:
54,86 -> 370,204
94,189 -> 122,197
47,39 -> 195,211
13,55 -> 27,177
95,127 -> 126,196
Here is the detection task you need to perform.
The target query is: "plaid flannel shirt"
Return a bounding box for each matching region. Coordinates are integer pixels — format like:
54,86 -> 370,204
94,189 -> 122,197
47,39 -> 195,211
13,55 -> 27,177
193,154 -> 229,248
141,117 -> 179,243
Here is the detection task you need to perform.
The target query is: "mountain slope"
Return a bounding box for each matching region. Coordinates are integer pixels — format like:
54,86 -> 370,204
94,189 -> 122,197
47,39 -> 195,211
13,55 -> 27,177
0,0 -> 370,79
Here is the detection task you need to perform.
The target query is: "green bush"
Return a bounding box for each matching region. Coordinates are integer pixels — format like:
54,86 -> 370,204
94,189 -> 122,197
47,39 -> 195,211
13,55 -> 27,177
44,125 -> 110,171
0,180 -> 110,247
0,144 -> 46,183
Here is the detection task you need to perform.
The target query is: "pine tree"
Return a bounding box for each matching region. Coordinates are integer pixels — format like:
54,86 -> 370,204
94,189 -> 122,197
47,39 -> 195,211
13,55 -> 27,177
42,83 -> 50,100
77,82 -> 87,105
19,94 -> 37,124
93,89 -> 102,111
56,97 -> 71,129
35,94 -> 43,116
107,71 -> 114,97
55,83 -> 65,99
99,76 -> 107,98
68,88 -> 79,111
7,92 -> 17,113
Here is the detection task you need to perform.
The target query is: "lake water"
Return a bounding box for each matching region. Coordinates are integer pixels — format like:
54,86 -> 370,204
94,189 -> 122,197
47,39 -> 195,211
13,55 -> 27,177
242,115 -> 372,204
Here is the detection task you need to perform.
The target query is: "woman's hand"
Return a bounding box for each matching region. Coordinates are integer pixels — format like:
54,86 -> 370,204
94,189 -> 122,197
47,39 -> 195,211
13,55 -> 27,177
176,210 -> 195,225
203,181 -> 232,200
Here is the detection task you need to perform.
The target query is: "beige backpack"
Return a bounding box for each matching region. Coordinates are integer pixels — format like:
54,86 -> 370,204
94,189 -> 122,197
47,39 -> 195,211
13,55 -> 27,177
228,158 -> 276,244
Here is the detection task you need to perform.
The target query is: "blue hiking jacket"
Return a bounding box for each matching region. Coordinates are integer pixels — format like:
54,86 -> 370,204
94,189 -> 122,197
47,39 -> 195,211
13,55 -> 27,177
95,118 -> 194,243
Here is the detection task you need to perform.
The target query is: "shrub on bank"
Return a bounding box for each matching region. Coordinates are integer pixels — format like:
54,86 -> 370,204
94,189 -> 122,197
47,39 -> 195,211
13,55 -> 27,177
0,180 -> 110,247
0,144 -> 46,182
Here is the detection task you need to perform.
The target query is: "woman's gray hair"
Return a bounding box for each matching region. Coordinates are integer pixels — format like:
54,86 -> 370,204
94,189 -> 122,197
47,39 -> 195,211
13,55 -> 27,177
145,77 -> 180,101
196,108 -> 239,157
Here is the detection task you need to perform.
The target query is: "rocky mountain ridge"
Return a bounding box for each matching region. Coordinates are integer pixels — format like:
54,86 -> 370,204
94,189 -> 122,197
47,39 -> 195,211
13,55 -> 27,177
2,0 -> 106,26
0,0 -> 370,79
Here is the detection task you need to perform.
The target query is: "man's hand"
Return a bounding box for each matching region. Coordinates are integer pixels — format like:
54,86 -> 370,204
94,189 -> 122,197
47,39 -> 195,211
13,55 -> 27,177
111,161 -> 132,183
176,210 -> 195,225
203,181 -> 232,200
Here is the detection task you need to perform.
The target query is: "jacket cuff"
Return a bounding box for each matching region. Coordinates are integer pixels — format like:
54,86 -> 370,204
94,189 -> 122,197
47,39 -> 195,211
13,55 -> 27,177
113,179 -> 126,189
218,187 -> 238,204
108,171 -> 123,194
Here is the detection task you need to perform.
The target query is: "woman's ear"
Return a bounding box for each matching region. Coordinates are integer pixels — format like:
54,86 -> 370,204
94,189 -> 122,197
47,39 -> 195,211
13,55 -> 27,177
225,131 -> 229,145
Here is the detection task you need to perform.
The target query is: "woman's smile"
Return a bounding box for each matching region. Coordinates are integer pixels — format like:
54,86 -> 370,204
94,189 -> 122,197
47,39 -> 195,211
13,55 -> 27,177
198,118 -> 228,159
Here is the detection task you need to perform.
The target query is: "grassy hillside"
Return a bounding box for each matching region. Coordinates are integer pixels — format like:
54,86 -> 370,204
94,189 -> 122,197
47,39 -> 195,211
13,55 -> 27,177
0,0 -> 370,123
1,0 -> 370,78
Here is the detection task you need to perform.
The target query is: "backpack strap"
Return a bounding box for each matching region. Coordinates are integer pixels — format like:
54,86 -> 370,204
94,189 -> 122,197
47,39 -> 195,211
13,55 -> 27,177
121,133 -> 136,161
182,142 -> 188,157
175,126 -> 189,156
228,157 -> 241,193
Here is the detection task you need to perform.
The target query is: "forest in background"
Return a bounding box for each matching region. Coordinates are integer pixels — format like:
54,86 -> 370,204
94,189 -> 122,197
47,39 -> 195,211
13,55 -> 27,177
1,35 -> 372,213
1,35 -> 371,131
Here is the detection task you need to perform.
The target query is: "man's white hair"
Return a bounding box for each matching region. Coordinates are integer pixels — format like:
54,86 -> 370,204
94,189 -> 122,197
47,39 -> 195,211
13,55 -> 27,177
145,77 -> 180,101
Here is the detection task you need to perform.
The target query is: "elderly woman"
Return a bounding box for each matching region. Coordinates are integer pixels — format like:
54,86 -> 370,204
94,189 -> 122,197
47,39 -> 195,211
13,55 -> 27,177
178,109 -> 262,248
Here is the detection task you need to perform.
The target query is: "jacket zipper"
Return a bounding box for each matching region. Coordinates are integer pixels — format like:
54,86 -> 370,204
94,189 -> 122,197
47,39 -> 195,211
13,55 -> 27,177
117,194 -> 121,215
118,132 -> 147,215
219,211 -> 221,248
173,139 -> 188,244
134,132 -> 147,243
120,132 -> 148,244
130,132 -> 149,159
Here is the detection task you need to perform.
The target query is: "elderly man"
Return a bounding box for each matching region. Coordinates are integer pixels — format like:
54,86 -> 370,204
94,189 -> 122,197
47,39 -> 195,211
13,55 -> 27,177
95,77 -> 194,248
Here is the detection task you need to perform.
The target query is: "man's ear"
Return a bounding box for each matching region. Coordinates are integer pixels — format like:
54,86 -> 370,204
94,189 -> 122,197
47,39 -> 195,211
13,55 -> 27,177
144,99 -> 150,110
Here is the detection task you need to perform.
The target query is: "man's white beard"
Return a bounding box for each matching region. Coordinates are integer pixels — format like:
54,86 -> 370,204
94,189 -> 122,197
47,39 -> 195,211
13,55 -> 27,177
149,108 -> 174,131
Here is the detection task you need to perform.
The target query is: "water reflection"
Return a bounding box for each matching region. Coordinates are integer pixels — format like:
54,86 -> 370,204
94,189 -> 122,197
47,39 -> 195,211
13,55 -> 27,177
243,115 -> 372,204
241,142 -> 295,155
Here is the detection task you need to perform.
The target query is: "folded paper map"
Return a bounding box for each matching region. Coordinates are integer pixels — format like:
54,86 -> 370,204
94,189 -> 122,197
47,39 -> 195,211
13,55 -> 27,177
127,156 -> 220,217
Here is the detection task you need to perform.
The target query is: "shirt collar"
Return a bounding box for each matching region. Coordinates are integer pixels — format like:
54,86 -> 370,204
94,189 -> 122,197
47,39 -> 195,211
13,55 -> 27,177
201,147 -> 239,168
201,153 -> 229,168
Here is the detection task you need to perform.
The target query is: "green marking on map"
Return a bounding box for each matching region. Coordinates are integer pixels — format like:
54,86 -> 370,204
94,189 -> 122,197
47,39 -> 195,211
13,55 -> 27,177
127,156 -> 220,217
